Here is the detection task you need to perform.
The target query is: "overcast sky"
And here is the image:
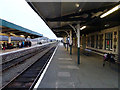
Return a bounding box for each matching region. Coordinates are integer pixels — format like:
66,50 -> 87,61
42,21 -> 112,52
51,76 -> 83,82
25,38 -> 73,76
0,0 -> 59,39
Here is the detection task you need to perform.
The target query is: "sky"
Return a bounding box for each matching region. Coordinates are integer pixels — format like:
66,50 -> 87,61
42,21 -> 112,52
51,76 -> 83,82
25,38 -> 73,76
0,0 -> 61,39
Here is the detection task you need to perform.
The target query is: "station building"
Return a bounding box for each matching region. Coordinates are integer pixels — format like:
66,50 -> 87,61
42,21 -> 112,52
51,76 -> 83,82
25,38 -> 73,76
83,26 -> 120,55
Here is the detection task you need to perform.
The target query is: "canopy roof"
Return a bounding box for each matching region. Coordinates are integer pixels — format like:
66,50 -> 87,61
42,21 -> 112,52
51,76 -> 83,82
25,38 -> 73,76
0,19 -> 43,38
27,1 -> 120,37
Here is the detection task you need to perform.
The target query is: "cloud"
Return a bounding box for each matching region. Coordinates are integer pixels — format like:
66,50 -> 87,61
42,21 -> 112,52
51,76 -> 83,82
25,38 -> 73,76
0,0 -> 57,39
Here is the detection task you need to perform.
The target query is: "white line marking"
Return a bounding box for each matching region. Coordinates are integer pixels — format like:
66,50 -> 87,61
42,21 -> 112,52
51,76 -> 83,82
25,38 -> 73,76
58,58 -> 72,60
33,45 -> 58,89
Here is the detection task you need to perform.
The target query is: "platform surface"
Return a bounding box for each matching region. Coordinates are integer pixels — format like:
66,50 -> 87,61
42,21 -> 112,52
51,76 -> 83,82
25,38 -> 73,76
37,43 -> 119,89
0,43 -> 50,56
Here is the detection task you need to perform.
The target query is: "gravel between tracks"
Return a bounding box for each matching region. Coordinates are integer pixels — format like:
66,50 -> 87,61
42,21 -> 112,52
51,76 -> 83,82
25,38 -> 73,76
1,43 -> 51,64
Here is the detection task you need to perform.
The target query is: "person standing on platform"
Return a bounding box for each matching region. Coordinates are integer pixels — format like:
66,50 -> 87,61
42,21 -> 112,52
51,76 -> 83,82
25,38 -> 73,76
9,43 -> 12,49
19,41 -> 21,48
25,41 -> 27,47
7,42 -> 9,49
26,41 -> 29,47
17,42 -> 19,48
22,41 -> 25,47
2,42 -> 6,50
63,41 -> 66,49
29,41 -> 31,47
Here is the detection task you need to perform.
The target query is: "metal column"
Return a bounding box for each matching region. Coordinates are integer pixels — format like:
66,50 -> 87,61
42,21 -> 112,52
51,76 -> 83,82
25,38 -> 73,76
66,37 -> 68,51
77,24 -> 80,64
69,30 -> 72,55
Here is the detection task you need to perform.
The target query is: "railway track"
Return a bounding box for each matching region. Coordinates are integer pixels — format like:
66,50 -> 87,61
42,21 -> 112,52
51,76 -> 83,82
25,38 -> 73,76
2,45 -> 57,89
2,45 -> 50,72
1,44 -> 51,64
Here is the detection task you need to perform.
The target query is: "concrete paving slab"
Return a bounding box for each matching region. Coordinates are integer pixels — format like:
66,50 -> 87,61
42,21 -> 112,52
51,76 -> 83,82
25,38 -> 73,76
58,58 -> 72,60
59,65 -> 79,69
58,72 -> 71,77
56,81 -> 75,88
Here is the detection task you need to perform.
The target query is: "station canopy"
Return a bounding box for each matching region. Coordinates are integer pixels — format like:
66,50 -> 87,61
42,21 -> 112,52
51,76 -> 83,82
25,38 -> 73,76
0,19 -> 43,39
27,1 -> 120,37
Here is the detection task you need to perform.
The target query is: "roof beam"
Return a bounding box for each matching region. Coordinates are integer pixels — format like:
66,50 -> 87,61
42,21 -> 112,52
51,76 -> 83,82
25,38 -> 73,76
2,31 -> 23,34
52,25 -> 72,30
0,33 -> 9,36
46,17 -> 90,22
50,2 -> 119,20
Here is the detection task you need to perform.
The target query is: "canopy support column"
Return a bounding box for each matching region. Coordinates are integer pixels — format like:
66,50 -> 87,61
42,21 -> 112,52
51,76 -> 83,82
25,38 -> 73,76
63,37 -> 66,49
8,35 -> 11,43
67,37 -> 68,51
77,24 -> 80,65
69,30 -> 72,55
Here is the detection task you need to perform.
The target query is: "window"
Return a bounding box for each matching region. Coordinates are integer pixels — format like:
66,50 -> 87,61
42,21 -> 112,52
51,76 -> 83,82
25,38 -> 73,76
99,34 -> 103,49
91,35 -> 95,48
105,32 -> 113,50
87,36 -> 90,47
96,35 -> 98,48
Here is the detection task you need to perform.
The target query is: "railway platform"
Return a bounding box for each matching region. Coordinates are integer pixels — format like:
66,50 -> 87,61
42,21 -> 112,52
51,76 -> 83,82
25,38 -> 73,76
0,47 -> 28,55
0,43 -> 49,56
35,43 -> 119,89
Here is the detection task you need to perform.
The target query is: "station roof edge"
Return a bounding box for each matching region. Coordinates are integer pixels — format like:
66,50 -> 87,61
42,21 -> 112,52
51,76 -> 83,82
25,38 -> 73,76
0,19 -> 43,37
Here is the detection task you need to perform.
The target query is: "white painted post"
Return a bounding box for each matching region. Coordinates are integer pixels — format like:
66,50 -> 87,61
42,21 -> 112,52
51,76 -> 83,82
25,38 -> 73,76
70,30 -> 72,55
70,30 -> 72,45
77,24 -> 80,64
77,24 -> 80,48
8,35 -> 11,43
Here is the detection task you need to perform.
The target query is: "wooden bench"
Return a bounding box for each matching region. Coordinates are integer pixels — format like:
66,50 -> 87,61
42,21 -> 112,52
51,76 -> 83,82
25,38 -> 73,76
83,49 -> 92,56
85,48 -> 120,65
